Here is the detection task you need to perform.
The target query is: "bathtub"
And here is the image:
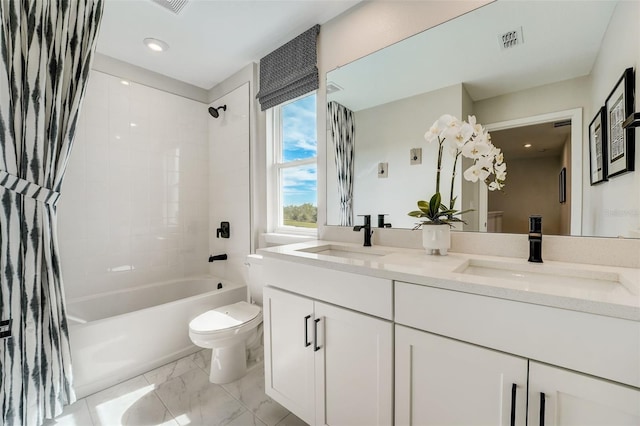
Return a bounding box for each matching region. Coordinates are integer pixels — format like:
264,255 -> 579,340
67,277 -> 246,398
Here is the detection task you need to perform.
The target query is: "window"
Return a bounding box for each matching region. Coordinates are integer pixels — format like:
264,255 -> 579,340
269,93 -> 317,233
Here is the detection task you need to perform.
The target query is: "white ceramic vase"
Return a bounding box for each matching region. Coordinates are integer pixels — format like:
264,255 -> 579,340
422,224 -> 451,255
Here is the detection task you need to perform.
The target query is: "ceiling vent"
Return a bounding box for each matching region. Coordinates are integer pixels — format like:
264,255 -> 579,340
326,82 -> 343,94
554,120 -> 572,128
498,27 -> 524,50
150,0 -> 188,15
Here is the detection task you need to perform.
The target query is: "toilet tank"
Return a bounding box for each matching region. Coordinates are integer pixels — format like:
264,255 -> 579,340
245,254 -> 264,306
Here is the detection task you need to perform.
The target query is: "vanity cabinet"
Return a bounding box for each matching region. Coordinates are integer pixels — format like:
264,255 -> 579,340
395,325 -> 528,425
263,286 -> 393,426
528,362 -> 640,425
396,325 -> 640,425
395,281 -> 640,425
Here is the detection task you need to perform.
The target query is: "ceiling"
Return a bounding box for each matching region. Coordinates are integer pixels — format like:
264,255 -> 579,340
327,0 -> 617,111
96,0 -> 360,89
491,122 -> 571,161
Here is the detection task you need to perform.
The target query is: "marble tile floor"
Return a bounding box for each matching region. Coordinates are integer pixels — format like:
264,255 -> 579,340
44,349 -> 307,426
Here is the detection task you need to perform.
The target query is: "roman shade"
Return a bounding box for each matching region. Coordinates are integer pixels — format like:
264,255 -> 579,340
256,25 -> 320,111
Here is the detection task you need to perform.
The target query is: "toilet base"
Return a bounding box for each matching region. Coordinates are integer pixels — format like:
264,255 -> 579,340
208,341 -> 247,384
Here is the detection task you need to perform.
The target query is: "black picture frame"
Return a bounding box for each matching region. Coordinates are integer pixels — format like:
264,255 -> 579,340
559,167 -> 566,204
589,107 -> 607,185
605,67 -> 635,178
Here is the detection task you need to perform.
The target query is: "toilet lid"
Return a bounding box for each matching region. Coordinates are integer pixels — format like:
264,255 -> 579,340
190,301 -> 261,334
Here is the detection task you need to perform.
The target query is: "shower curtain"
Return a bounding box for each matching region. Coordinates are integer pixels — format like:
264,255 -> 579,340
0,1 -> 103,425
328,101 -> 355,226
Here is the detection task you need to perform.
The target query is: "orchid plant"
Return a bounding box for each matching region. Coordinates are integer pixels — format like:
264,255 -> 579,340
408,114 -> 506,226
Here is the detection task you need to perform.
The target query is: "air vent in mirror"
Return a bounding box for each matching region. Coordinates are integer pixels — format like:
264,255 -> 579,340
150,0 -> 188,15
498,27 -> 524,50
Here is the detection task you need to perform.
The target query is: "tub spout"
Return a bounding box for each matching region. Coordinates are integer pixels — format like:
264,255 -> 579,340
209,254 -> 228,262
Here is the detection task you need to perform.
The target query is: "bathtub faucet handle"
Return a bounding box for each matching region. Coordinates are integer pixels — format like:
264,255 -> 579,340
209,254 -> 228,262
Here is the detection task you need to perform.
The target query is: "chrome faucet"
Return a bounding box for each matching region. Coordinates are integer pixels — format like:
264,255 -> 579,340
528,215 -> 543,263
353,215 -> 373,247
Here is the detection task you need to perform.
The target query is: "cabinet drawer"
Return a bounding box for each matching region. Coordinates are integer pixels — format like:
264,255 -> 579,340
263,258 -> 393,320
395,281 -> 640,388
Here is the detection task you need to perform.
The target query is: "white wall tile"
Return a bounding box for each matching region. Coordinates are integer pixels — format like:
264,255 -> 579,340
59,70 -> 209,299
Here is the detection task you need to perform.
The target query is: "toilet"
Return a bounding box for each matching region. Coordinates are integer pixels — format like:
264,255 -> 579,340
188,254 -> 264,384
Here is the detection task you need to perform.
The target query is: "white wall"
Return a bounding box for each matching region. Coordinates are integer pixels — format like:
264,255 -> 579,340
584,0 -> 640,238
207,83 -> 251,286
58,71 -> 210,299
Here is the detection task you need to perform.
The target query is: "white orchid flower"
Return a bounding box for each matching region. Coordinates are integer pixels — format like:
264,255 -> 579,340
478,156 -> 494,174
462,139 -> 491,159
463,163 -> 490,182
437,114 -> 458,130
494,161 -> 507,175
424,123 -> 441,144
488,181 -> 502,191
468,115 -> 484,134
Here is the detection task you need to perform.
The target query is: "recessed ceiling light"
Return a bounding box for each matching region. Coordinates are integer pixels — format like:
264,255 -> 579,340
121,80 -> 130,86
144,38 -> 169,52
524,143 -> 532,148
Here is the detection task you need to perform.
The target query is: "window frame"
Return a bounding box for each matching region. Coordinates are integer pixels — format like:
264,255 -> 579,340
267,93 -> 318,236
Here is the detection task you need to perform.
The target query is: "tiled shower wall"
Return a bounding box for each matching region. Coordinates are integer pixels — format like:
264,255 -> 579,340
58,70 -> 210,300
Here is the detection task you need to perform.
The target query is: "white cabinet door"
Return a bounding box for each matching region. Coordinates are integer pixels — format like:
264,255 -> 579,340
528,362 -> 640,426
263,287 -> 315,425
395,325 -> 528,426
314,301 -> 393,426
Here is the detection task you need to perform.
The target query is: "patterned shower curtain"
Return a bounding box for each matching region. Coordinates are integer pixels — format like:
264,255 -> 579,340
0,1 -> 103,425
328,101 -> 355,226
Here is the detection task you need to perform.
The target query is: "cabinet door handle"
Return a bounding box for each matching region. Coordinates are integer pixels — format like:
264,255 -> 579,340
510,383 -> 517,426
539,392 -> 546,426
304,315 -> 311,347
314,318 -> 321,352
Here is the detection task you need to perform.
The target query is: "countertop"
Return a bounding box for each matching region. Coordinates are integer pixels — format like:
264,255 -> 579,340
258,240 -> 640,321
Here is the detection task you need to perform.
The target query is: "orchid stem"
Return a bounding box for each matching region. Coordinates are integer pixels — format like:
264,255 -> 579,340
450,151 -> 460,209
436,137 -> 444,194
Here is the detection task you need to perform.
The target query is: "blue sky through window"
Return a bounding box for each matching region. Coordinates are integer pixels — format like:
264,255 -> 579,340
282,94 -> 317,206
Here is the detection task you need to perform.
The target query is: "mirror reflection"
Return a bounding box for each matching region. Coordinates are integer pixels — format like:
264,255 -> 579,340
326,0 -> 639,238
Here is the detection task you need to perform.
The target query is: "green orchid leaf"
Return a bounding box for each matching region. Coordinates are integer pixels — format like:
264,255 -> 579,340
408,210 -> 424,217
450,196 -> 458,209
429,193 -> 441,216
456,209 -> 475,216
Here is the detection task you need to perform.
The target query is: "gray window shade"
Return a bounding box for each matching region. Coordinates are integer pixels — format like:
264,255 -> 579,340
256,24 -> 320,111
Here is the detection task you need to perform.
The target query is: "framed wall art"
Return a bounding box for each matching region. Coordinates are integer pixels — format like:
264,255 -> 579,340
589,107 -> 607,185
559,167 -> 566,204
605,67 -> 635,178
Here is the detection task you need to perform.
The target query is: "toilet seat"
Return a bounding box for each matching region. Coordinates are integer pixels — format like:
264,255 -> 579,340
189,301 -> 261,336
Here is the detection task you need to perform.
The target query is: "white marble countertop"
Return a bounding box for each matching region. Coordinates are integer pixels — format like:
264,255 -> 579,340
258,240 -> 640,322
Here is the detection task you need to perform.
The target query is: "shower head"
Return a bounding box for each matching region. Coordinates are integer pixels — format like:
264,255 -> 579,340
208,105 -> 227,118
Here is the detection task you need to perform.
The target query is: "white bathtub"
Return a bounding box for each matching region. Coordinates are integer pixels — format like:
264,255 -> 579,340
67,277 -> 246,398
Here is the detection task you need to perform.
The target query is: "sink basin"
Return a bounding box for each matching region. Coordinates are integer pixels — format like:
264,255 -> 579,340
296,245 -> 391,261
454,259 -> 631,295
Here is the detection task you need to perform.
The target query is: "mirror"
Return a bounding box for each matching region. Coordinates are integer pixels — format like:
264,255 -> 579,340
326,0 -> 639,238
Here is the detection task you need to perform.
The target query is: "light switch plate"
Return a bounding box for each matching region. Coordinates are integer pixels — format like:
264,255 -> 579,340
410,148 -> 422,165
378,162 -> 388,178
